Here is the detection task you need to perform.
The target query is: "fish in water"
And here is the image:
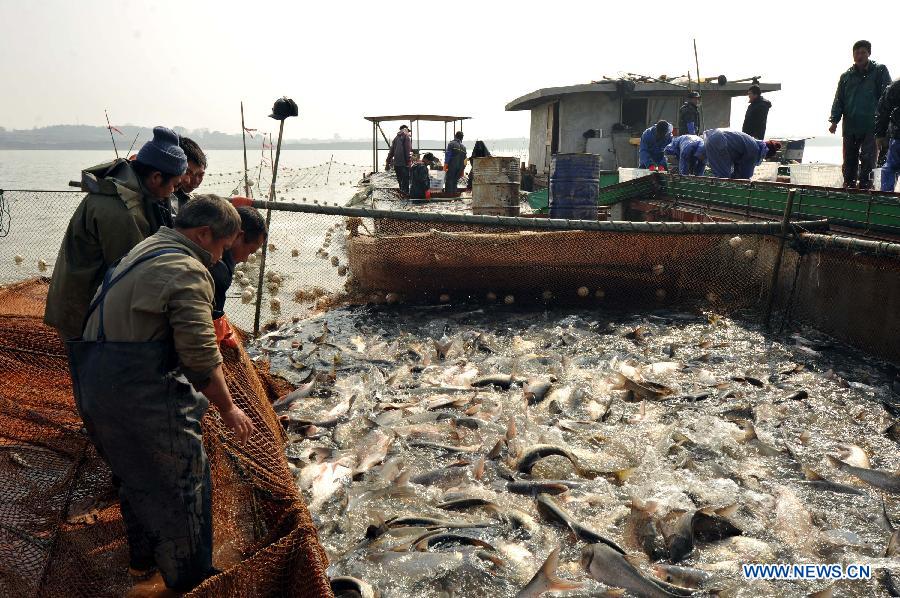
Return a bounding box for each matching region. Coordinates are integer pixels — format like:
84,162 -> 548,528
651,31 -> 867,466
265,304 -> 898,597
515,547 -> 583,598
352,429 -> 393,478
581,543 -> 695,597
826,455 -> 900,494
523,377 -> 554,404
535,494 -> 626,554
651,564 -> 713,590
330,576 -> 377,598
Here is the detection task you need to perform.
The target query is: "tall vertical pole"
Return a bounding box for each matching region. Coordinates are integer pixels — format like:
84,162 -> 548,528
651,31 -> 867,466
372,121 -> 377,173
241,102 -> 250,197
253,119 -> 286,336
693,39 -> 704,132
763,188 -> 796,329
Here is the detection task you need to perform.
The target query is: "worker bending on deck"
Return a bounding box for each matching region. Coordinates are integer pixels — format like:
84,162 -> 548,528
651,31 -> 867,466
444,131 -> 467,193
173,137 -> 207,213
207,199 -> 268,347
68,196 -> 255,593
665,134 -> 706,176
639,121 -> 673,170
703,128 -> 776,179
386,125 -> 413,196
45,126 -> 188,341
678,91 -> 701,135
742,85 -> 772,140
875,77 -> 900,192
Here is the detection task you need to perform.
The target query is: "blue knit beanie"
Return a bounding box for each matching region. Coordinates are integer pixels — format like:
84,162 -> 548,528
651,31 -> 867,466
136,126 -> 188,175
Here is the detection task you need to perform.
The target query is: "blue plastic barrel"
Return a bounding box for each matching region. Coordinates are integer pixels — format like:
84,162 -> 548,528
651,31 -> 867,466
549,153 -> 601,220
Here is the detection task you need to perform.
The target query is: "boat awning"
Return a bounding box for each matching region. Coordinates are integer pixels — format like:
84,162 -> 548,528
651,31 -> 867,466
364,115 -> 471,123
505,81 -> 782,111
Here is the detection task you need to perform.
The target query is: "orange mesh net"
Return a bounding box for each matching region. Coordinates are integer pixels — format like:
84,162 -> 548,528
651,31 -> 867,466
0,279 -> 332,598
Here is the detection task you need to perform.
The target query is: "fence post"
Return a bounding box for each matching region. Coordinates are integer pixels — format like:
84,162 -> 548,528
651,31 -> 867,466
253,119 -> 286,337
763,188 -> 796,329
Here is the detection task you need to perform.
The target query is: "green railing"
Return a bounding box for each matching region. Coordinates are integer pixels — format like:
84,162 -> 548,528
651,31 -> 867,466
662,175 -> 900,235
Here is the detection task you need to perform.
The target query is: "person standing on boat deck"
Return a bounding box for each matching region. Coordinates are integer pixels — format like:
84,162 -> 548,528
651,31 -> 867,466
69,196 -> 255,594
173,137 -> 207,214
638,121 -> 673,170
742,85 -> 772,140
44,126 -> 188,341
703,128 -> 773,179
829,40 -> 891,189
678,91 -> 702,136
875,78 -> 900,192
386,125 -> 413,196
665,134 -> 706,176
444,131 -> 467,193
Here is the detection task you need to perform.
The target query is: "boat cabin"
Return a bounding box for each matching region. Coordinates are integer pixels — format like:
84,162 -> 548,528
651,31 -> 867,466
505,77 -> 781,173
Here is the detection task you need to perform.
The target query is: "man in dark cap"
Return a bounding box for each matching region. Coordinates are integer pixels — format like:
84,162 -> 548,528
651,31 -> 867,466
45,126 -> 188,340
173,136 -> 208,213
639,121 -> 673,169
829,40 -> 891,189
678,91 -> 702,136
742,85 -> 772,139
386,125 -> 413,195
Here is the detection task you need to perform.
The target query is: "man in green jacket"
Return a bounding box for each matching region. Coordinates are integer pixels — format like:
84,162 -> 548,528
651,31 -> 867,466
44,126 -> 188,340
829,40 -> 891,189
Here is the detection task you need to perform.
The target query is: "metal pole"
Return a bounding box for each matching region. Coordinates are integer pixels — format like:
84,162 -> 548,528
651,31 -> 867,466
326,154 -> 333,185
104,110 -> 119,159
693,39 -> 704,132
763,188 -> 796,328
241,102 -> 250,197
253,119 -> 286,336
372,121 -> 377,173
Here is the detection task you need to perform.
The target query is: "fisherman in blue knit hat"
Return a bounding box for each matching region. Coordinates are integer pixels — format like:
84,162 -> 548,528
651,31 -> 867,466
45,125 -> 188,341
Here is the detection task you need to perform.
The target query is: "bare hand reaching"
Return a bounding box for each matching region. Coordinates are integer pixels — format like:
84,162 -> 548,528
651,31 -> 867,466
220,405 -> 255,443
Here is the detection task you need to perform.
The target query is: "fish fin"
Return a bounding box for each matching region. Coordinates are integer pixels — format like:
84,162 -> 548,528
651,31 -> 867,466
506,416 -> 517,441
474,456 -> 486,480
803,466 -> 824,481
825,454 -> 843,469
807,586 -> 834,598
599,590 -> 626,598
534,547 -> 584,593
715,503 -> 739,517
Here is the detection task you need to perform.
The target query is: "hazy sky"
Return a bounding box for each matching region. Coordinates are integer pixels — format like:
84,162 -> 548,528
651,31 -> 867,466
1,1 -> 898,141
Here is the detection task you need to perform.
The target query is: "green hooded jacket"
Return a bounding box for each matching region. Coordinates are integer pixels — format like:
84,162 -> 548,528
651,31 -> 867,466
830,60 -> 892,136
44,159 -> 174,339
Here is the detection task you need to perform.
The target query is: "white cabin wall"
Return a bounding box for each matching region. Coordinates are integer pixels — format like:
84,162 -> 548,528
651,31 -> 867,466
700,93 -> 732,130
558,93 -> 619,155
528,107 -> 548,173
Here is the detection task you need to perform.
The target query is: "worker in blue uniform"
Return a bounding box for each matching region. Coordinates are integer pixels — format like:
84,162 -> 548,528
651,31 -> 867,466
665,134 -> 706,176
639,121 -> 673,170
703,128 -> 770,179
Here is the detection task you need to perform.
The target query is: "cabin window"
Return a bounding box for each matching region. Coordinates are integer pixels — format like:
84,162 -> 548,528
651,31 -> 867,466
621,98 -> 648,132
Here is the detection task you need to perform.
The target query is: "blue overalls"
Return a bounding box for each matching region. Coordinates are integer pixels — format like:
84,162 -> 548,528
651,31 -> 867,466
704,129 -> 767,179
639,124 -> 673,169
665,135 -> 706,175
66,249 -> 215,592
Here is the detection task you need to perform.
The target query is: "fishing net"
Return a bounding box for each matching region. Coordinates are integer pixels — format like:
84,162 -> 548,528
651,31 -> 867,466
0,279 -> 331,597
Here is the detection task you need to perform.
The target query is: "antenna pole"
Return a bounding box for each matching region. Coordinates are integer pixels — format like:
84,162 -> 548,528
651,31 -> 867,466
105,110 -> 119,159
